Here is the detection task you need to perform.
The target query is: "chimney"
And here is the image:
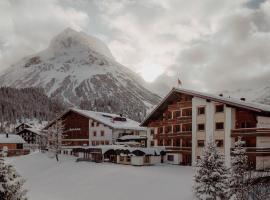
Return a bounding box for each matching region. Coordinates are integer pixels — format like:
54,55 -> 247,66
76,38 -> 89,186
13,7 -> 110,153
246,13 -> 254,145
219,94 -> 223,97
240,97 -> 246,101
6,133 -> 8,138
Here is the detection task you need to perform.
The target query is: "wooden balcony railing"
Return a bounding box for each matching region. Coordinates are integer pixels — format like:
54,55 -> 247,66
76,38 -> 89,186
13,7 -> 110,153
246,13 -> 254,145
231,128 -> 270,137
166,146 -> 192,152
150,117 -> 192,126
154,131 -> 192,139
231,147 -> 270,155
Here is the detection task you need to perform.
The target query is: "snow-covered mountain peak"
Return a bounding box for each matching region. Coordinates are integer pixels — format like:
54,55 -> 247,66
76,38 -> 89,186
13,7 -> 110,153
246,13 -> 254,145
0,28 -> 160,121
48,28 -> 114,59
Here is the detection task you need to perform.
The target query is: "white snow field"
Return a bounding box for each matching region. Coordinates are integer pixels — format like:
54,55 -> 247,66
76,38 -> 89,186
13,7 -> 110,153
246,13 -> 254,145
7,152 -> 194,200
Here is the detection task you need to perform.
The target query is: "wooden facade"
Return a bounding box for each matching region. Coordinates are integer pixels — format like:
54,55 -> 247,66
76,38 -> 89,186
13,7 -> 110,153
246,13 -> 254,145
142,88 -> 270,169
148,93 -> 192,165
55,111 -> 90,147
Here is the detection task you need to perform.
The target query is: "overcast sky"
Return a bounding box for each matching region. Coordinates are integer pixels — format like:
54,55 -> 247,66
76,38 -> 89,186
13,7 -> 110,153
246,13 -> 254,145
0,0 -> 270,92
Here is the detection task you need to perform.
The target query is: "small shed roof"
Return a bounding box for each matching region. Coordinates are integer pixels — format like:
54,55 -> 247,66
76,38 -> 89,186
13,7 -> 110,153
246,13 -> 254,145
0,134 -> 26,144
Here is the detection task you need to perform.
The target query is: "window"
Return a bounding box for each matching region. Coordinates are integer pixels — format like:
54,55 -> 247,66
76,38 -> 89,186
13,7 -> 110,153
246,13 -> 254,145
158,140 -> 163,146
197,124 -> 205,131
92,141 -> 95,146
174,111 -> 181,118
167,155 -> 174,161
215,105 -> 224,113
91,122 -> 95,127
166,139 -> 172,146
165,126 -> 172,133
158,127 -> 163,134
101,131 -> 104,136
96,122 -> 99,127
197,140 -> 205,147
105,141 -> 109,145
151,141 -> 154,146
182,108 -> 192,116
150,129 -> 155,136
174,125 -> 181,132
120,156 -> 124,162
216,140 -> 223,147
126,156 -> 131,162
182,123 -> 192,132
215,122 -> 224,130
101,141 -> 104,145
93,131 -> 97,137
174,139 -> 180,147
96,141 -> 100,145
197,107 -> 205,115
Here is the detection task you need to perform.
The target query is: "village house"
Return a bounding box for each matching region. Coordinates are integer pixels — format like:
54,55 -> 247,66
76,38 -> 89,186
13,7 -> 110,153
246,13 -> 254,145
141,87 -> 270,170
0,133 -> 29,157
17,127 -> 47,150
15,122 -> 33,133
44,108 -> 147,153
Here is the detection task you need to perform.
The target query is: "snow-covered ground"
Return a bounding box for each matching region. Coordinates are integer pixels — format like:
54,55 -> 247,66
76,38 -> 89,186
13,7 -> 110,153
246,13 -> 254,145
7,152 -> 194,200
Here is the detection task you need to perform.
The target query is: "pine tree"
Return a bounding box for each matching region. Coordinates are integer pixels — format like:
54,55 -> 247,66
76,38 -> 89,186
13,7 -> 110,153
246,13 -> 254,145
0,153 -> 27,200
194,138 -> 229,200
229,137 -> 248,200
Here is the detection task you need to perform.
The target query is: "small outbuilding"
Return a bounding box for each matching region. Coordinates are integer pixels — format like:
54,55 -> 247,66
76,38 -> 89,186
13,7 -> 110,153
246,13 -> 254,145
73,145 -> 166,166
0,133 -> 29,157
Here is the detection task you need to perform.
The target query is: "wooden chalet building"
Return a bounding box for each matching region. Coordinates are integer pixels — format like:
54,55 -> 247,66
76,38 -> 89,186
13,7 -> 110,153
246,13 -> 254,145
15,123 -> 33,133
17,128 -> 47,150
43,108 -> 147,153
0,133 -> 29,157
141,87 -> 270,170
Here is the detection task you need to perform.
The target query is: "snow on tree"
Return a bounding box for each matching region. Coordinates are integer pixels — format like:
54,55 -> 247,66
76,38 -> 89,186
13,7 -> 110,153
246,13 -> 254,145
47,119 -> 65,162
194,138 -> 229,200
229,137 -> 248,200
0,152 -> 27,200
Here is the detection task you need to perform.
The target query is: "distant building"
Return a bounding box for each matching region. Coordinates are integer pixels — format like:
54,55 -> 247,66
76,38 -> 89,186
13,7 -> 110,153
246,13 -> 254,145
15,123 -> 33,133
0,133 -> 29,157
141,87 -> 270,170
44,108 -> 147,153
17,128 -> 47,150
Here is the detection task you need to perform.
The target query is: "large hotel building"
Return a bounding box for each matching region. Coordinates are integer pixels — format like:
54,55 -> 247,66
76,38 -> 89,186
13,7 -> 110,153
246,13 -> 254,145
141,88 -> 270,170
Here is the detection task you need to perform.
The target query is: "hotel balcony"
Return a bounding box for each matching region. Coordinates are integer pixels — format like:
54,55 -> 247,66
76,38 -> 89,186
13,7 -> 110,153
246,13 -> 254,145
231,128 -> 270,137
153,131 -> 192,139
166,146 -> 192,153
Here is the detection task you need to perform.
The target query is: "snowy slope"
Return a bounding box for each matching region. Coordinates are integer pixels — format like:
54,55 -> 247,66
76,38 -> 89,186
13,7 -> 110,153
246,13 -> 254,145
7,152 -> 194,200
0,28 -> 160,121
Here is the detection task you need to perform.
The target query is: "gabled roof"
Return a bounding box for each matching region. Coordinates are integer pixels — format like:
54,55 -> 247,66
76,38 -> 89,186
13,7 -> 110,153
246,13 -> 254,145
141,87 -> 270,126
15,123 -> 33,129
0,134 -> 26,144
44,108 -> 146,131
17,128 -> 43,136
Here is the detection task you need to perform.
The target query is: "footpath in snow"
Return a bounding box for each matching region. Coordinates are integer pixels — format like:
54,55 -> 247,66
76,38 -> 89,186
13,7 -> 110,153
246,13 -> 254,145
7,152 -> 194,200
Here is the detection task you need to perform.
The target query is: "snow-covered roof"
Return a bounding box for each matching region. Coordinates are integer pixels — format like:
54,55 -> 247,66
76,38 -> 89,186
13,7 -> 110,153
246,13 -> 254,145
15,122 -> 33,129
0,134 -> 26,144
141,87 -> 270,126
46,108 -> 146,131
76,145 -> 165,156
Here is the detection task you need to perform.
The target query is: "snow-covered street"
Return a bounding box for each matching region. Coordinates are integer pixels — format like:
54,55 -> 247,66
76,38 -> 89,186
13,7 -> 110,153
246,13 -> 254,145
7,152 -> 194,200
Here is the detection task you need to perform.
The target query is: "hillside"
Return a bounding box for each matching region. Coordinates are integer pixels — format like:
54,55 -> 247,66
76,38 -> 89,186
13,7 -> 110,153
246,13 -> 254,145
0,28 -> 161,122
0,87 -> 65,130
